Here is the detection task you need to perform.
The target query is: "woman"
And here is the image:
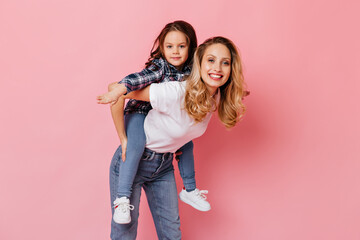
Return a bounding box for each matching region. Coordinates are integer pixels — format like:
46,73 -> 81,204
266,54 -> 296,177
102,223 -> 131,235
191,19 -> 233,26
98,36 -> 247,240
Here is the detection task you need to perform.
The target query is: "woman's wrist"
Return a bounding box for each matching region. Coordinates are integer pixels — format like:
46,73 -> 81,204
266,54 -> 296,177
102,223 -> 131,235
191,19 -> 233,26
119,134 -> 127,144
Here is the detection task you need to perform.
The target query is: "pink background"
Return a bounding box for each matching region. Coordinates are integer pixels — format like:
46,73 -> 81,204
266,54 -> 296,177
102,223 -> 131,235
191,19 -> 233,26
1,0 -> 359,239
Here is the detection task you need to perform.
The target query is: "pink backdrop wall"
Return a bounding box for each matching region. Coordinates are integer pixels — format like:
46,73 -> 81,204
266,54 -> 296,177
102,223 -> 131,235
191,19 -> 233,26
1,0 -> 359,239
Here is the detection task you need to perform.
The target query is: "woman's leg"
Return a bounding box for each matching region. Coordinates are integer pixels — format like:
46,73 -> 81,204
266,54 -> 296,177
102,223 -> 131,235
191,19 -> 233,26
177,141 -> 196,191
142,152 -> 181,240
109,146 -> 143,240
116,113 -> 146,198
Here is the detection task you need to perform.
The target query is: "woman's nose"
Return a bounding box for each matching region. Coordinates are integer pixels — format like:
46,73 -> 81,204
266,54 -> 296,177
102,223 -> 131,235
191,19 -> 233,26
213,62 -> 221,71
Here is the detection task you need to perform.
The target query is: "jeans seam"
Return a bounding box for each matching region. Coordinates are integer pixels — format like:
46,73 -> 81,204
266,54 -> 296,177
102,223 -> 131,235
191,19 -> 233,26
148,183 -> 165,240
152,156 -> 165,177
110,158 -> 119,202
178,158 -> 184,178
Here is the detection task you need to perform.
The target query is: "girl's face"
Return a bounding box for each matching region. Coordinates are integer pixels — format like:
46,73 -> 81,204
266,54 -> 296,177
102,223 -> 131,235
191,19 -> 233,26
163,31 -> 189,70
200,43 -> 231,95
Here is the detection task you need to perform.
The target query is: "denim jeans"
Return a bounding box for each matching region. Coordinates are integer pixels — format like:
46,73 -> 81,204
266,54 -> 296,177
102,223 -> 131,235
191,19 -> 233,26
110,146 -> 181,240
177,141 -> 196,191
116,113 -> 146,198
116,113 -> 196,198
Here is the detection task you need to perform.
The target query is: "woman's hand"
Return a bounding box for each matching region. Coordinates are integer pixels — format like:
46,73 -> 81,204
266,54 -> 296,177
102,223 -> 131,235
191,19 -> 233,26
120,136 -> 128,162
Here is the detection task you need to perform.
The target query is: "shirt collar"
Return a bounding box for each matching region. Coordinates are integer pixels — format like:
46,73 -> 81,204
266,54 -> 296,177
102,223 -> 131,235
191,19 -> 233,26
160,57 -> 191,74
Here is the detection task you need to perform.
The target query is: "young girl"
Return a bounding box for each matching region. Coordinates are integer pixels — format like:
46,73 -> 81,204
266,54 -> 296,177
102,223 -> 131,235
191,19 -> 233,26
101,20 -> 210,224
99,36 -> 247,239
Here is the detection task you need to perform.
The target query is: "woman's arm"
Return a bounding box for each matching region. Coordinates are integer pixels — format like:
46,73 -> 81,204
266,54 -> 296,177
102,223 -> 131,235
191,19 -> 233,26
123,85 -> 150,102
97,80 -> 151,105
108,83 -> 151,161
110,97 -> 128,161
97,59 -> 165,104
108,82 -> 128,161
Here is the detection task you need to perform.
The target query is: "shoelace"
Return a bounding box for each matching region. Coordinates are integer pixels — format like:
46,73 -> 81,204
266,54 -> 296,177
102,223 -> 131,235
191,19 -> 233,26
114,202 -> 134,213
195,189 -> 208,200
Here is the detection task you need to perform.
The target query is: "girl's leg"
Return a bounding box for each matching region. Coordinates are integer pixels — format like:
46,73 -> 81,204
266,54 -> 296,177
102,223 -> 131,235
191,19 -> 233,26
177,141 -> 196,192
116,113 -> 146,198
110,146 -> 142,239
177,141 -> 211,212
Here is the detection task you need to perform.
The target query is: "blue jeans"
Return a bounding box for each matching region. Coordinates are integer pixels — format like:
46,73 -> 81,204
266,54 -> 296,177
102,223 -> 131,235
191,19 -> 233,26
116,113 -> 146,198
177,141 -> 196,191
110,147 -> 181,240
116,113 -> 196,198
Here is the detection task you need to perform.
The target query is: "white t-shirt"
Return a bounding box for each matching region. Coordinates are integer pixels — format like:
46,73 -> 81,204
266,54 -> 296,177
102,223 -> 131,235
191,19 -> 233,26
144,81 -> 213,153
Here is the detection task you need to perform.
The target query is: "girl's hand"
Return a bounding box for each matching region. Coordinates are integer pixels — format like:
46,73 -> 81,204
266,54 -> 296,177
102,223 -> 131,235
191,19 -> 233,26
97,83 -> 127,105
97,91 -> 120,105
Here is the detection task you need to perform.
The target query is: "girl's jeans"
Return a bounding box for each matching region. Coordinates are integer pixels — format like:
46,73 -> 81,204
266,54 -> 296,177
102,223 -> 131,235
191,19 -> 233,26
110,146 -> 181,240
116,113 -> 196,198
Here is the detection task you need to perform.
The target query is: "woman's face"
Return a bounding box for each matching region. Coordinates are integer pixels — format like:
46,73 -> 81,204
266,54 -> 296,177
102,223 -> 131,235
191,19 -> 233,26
200,43 -> 231,95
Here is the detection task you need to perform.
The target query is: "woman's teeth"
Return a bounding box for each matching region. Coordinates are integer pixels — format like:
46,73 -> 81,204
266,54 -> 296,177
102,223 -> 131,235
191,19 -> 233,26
210,74 -> 222,79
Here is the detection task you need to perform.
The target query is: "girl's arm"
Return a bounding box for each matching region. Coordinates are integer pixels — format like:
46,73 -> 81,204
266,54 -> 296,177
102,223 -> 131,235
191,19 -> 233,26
97,77 -> 153,104
97,59 -> 165,104
119,58 -> 165,93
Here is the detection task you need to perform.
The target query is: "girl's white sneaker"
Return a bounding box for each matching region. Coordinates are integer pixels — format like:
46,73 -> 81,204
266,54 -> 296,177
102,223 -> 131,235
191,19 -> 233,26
179,188 -> 211,212
113,197 -> 134,224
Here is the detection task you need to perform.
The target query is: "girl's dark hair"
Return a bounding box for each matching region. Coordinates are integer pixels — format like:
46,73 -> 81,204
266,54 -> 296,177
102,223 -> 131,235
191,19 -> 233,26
145,20 -> 197,68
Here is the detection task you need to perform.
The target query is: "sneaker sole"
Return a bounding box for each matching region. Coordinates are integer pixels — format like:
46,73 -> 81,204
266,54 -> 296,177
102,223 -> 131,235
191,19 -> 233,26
113,216 -> 131,224
179,192 -> 211,212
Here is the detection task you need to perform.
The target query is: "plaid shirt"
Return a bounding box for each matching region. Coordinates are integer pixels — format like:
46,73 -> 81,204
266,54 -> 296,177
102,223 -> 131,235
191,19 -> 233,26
119,58 -> 191,115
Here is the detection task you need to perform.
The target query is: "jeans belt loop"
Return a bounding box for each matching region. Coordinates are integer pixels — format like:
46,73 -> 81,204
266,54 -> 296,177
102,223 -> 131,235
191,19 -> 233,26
162,152 -> 172,161
150,151 -> 155,160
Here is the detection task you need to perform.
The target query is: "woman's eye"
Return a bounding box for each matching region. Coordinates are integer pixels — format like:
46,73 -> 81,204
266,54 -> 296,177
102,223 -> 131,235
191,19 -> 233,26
180,45 -> 186,48
208,59 -> 214,63
166,45 -> 172,49
223,61 -> 230,65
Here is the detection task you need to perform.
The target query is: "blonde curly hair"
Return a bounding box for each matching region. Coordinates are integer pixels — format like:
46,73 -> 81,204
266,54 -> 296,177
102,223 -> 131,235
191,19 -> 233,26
184,36 -> 247,128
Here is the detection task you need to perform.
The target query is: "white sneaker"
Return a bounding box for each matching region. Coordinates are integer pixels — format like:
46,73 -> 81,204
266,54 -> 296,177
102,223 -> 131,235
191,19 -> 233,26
113,197 -> 134,224
179,188 -> 211,212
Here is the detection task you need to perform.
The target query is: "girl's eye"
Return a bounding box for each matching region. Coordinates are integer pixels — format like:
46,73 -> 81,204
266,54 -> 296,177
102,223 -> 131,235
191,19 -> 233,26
223,61 -> 230,65
180,45 -> 186,48
166,45 -> 172,49
208,59 -> 214,63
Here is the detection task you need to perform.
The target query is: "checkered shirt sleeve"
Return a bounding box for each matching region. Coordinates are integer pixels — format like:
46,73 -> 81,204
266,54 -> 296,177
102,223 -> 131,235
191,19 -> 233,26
119,58 -> 166,93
